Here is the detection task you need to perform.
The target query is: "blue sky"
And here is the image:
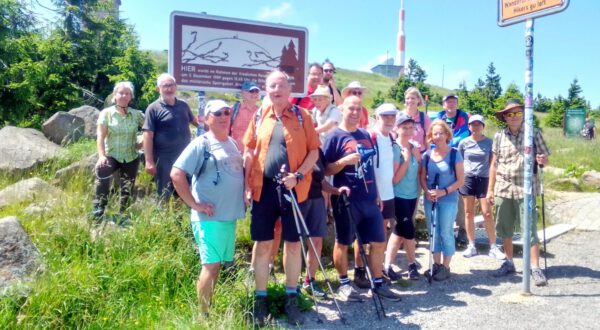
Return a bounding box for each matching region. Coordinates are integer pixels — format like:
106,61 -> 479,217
36,1 -> 600,106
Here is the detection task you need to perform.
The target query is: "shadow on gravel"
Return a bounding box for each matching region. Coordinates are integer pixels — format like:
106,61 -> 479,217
545,264 -> 600,281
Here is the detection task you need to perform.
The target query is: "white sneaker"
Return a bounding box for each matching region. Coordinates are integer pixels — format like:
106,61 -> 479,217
488,245 -> 506,260
462,244 -> 477,258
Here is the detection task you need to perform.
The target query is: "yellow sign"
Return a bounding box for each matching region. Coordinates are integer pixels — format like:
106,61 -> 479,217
498,0 -> 568,26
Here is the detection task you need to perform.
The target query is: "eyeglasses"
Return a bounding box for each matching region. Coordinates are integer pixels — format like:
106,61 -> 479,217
324,69 -> 335,73
504,111 -> 523,118
210,109 -> 231,117
350,90 -> 363,96
160,83 -> 176,89
248,89 -> 260,94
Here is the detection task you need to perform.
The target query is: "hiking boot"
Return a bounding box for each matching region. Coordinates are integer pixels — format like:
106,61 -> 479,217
383,266 -> 402,281
531,268 -> 548,287
493,260 -> 516,277
252,296 -> 270,327
336,283 -> 363,302
284,295 -> 305,325
462,244 -> 478,258
303,279 -> 327,298
115,214 -> 132,228
423,263 -> 441,278
433,265 -> 450,281
354,268 -> 371,289
456,228 -> 468,245
407,262 -> 420,280
488,245 -> 507,260
372,282 -> 402,302
91,204 -> 105,221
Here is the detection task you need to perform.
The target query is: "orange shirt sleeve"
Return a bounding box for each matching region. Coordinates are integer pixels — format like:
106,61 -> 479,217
301,108 -> 320,150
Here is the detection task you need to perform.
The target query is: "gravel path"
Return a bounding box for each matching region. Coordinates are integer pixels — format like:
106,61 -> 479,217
288,229 -> 600,329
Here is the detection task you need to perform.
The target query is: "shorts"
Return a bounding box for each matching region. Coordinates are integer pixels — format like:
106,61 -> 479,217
332,197 -> 385,246
392,197 -> 417,239
459,176 -> 489,199
191,220 -> 237,264
495,197 -> 539,244
250,178 -> 301,242
381,199 -> 395,219
298,197 -> 328,238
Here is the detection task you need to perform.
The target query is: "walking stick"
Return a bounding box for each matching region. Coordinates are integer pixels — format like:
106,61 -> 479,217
426,173 -> 440,285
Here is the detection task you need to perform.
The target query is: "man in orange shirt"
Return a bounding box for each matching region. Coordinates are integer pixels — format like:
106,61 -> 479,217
243,70 -> 320,326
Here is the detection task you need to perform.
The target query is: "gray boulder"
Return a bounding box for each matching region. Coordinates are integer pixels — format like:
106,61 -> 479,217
0,126 -> 64,174
55,154 -> 98,185
42,111 -> 85,145
0,216 -> 43,293
582,170 -> 600,188
0,178 -> 61,209
68,105 -> 99,139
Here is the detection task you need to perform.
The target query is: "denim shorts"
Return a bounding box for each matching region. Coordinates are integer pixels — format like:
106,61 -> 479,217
459,176 -> 489,198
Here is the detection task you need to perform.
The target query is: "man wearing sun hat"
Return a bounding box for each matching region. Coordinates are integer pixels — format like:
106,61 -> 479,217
341,81 -> 370,128
230,80 -> 260,149
487,100 -> 550,286
310,84 -> 342,144
171,99 -> 245,316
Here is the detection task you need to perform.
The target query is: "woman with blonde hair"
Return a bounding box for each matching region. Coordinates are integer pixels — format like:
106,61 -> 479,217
402,87 -> 431,153
419,119 -> 464,281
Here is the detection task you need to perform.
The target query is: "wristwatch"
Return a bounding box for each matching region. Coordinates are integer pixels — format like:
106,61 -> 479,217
294,172 -> 304,181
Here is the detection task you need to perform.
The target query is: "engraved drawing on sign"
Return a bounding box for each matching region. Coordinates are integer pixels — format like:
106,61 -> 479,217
181,25 -> 300,73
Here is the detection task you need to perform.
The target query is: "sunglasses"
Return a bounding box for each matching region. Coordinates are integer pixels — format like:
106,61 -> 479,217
324,69 -> 335,73
504,111 -> 523,118
210,109 -> 231,117
248,89 -> 260,94
350,90 -> 363,96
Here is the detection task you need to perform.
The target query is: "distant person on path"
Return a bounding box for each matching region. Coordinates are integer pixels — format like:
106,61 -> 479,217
384,112 -> 422,281
171,100 -> 245,317
324,96 -> 402,302
310,84 -> 342,144
143,73 -> 199,201
402,87 -> 431,153
437,94 -> 471,243
92,81 -> 144,221
487,100 -> 550,286
419,120 -> 464,281
581,117 -> 596,140
290,62 -> 323,110
322,59 -> 342,105
230,80 -> 260,149
458,115 -> 506,260
341,81 -> 370,129
243,70 -> 320,326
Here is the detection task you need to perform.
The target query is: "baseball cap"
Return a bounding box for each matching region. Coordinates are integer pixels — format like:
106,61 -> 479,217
205,100 -> 231,115
241,80 -> 260,92
468,114 -> 485,125
443,94 -> 458,102
375,103 -> 398,116
395,112 -> 415,126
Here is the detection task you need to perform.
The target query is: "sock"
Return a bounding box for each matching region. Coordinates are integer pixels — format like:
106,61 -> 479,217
339,275 -> 350,285
506,259 -> 514,265
373,277 -> 383,288
468,242 -> 476,247
383,262 -> 391,270
285,287 -> 297,296
255,290 -> 267,297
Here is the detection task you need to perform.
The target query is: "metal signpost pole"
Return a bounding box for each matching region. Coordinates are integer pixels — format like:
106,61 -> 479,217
196,90 -> 206,137
522,18 -> 535,294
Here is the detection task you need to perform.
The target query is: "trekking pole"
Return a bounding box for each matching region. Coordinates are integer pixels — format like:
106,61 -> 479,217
426,174 -> 440,285
538,164 -> 548,279
278,166 -> 346,324
341,192 -> 386,320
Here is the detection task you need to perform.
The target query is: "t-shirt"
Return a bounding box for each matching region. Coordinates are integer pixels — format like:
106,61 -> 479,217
403,110 -> 431,152
290,85 -> 316,110
372,129 -> 395,201
422,149 -> 463,204
143,98 -> 195,156
458,136 -> 493,178
230,102 -> 258,149
173,133 -> 245,222
264,119 -> 290,178
312,104 -> 342,145
323,127 -> 377,202
392,143 -> 419,199
97,106 -> 144,163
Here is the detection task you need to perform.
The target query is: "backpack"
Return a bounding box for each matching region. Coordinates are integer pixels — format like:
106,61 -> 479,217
229,101 -> 241,134
195,135 -> 240,186
423,148 -> 458,182
369,130 -> 398,168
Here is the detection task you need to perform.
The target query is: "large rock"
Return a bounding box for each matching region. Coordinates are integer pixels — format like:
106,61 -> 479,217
0,216 -> 43,293
0,126 -> 64,174
55,154 -> 98,185
68,105 -> 99,139
582,170 -> 600,188
42,111 -> 85,145
0,178 -> 61,209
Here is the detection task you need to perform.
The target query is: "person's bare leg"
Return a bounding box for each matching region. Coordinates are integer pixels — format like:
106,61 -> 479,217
442,255 -> 452,268
353,240 -> 362,268
306,237 -> 323,279
479,197 -> 497,244
503,237 -> 513,260
463,196 -> 476,243
283,241 -> 302,288
368,242 -> 385,278
531,244 -> 540,268
404,239 -> 416,263
333,242 -> 349,276
197,263 -> 220,315
254,240 -> 273,291
271,219 -> 282,265
384,234 -> 404,267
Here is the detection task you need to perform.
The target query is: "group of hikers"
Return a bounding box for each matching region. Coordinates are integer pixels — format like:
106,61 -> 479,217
91,60 -> 551,326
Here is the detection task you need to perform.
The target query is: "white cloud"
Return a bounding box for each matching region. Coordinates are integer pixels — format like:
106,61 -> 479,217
257,2 -> 293,20
359,53 -> 392,72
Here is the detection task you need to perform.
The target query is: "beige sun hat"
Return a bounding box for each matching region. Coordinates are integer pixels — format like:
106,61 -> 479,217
341,81 -> 367,98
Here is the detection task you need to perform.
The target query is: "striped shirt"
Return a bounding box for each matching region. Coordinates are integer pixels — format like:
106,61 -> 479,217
97,106 -> 144,163
492,126 -> 550,199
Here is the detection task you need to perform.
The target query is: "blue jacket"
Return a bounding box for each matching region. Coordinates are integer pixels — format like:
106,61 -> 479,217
436,109 -> 470,148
